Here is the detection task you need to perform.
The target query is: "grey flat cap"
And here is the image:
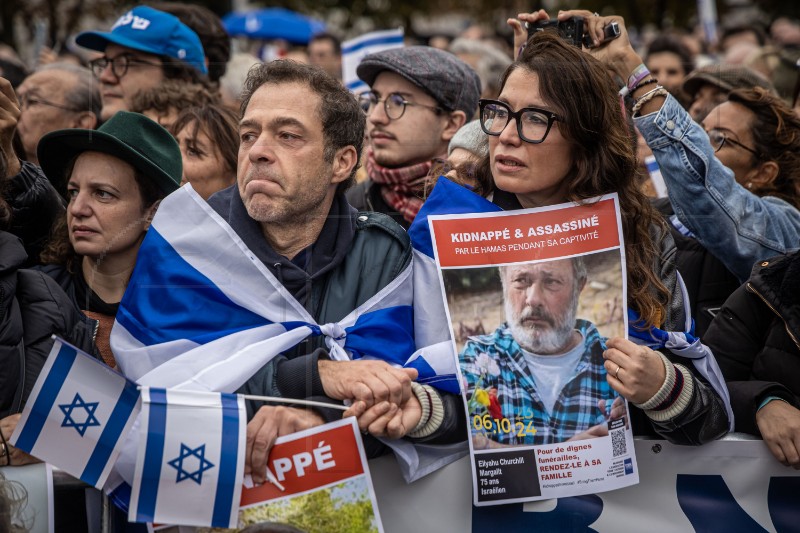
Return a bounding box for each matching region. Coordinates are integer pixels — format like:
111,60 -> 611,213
357,46 -> 481,117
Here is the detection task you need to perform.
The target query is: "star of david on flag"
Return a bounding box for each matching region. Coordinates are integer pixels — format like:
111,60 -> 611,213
59,393 -> 101,436
168,443 -> 214,484
10,338 -> 140,488
129,388 -> 245,528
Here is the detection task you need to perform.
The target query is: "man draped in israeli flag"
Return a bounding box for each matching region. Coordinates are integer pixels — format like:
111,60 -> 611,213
109,60 -> 467,494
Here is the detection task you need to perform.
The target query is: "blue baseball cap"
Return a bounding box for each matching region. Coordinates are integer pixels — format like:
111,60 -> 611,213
76,6 -> 207,75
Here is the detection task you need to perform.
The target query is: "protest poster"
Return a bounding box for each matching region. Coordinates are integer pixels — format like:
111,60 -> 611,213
231,417 -> 382,532
428,194 -> 638,505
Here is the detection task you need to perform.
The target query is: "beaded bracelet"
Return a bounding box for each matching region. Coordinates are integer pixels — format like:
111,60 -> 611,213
631,86 -> 668,116
631,77 -> 658,94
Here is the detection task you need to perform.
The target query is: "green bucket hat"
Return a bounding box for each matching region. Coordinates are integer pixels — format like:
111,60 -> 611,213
38,111 -> 182,198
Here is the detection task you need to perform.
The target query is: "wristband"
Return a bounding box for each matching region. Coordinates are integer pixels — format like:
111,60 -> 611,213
0,427 -> 9,466
757,395 -> 788,412
627,64 -> 651,91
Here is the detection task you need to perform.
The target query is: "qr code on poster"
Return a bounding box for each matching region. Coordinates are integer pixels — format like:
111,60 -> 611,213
611,428 -> 627,457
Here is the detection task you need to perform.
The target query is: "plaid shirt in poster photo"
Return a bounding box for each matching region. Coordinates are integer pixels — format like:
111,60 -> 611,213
460,319 -> 620,445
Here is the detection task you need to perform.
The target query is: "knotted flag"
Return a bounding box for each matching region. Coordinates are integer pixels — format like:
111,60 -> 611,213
111,184 -> 457,394
109,184 -> 461,485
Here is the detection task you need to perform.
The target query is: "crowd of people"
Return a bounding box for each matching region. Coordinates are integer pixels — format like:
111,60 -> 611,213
0,1 -> 799,530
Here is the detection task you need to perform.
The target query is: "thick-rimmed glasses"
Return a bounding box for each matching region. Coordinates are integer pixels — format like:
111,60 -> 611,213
358,91 -> 442,120
89,54 -> 161,79
18,93 -> 82,112
707,129 -> 761,159
479,99 -> 561,144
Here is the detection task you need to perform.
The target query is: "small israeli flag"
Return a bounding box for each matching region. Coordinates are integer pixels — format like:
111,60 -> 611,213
10,338 -> 140,488
342,28 -> 404,94
129,388 -> 245,528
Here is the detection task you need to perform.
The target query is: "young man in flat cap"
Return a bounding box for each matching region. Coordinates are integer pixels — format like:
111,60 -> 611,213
347,47 -> 481,228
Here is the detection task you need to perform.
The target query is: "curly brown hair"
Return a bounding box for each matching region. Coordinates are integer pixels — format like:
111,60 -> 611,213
130,79 -> 219,119
468,32 -> 671,329
727,87 -> 800,208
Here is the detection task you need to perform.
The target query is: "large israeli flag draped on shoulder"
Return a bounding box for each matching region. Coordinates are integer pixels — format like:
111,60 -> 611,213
408,178 -> 501,390
10,338 -> 140,488
111,184 -> 456,394
129,388 -> 245,528
109,184 -> 461,484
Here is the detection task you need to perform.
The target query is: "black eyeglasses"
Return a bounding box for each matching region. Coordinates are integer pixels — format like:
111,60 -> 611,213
707,129 -> 761,159
479,99 -> 561,144
18,93 -> 82,112
89,54 -> 161,79
358,91 -> 442,120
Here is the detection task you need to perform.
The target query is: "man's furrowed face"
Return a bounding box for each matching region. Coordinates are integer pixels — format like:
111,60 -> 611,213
237,82 -> 338,226
503,259 -> 581,355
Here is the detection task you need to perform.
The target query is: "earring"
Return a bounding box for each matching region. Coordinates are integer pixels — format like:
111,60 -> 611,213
746,182 -> 753,189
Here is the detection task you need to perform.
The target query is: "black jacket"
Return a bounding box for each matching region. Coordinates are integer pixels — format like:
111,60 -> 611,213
0,232 -> 95,419
704,251 -> 800,436
652,198 -> 740,337
3,161 -> 65,266
346,179 -> 411,230
208,188 -> 466,456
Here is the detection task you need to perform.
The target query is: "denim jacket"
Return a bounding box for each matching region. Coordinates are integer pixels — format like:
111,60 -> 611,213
635,94 -> 800,282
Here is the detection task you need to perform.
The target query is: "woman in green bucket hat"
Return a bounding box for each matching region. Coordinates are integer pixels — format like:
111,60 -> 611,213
36,110 -> 182,368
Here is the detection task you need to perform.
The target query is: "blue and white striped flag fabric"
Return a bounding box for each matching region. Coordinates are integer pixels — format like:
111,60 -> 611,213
107,184 -> 461,485
342,28 -> 404,94
129,388 -> 245,527
11,338 -> 139,488
111,184 -> 453,394
408,177 -> 501,393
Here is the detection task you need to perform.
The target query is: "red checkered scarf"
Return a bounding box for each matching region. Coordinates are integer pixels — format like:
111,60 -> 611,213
366,149 -> 438,223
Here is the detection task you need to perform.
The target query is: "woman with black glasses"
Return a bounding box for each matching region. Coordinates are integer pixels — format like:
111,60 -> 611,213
442,28 -> 731,445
